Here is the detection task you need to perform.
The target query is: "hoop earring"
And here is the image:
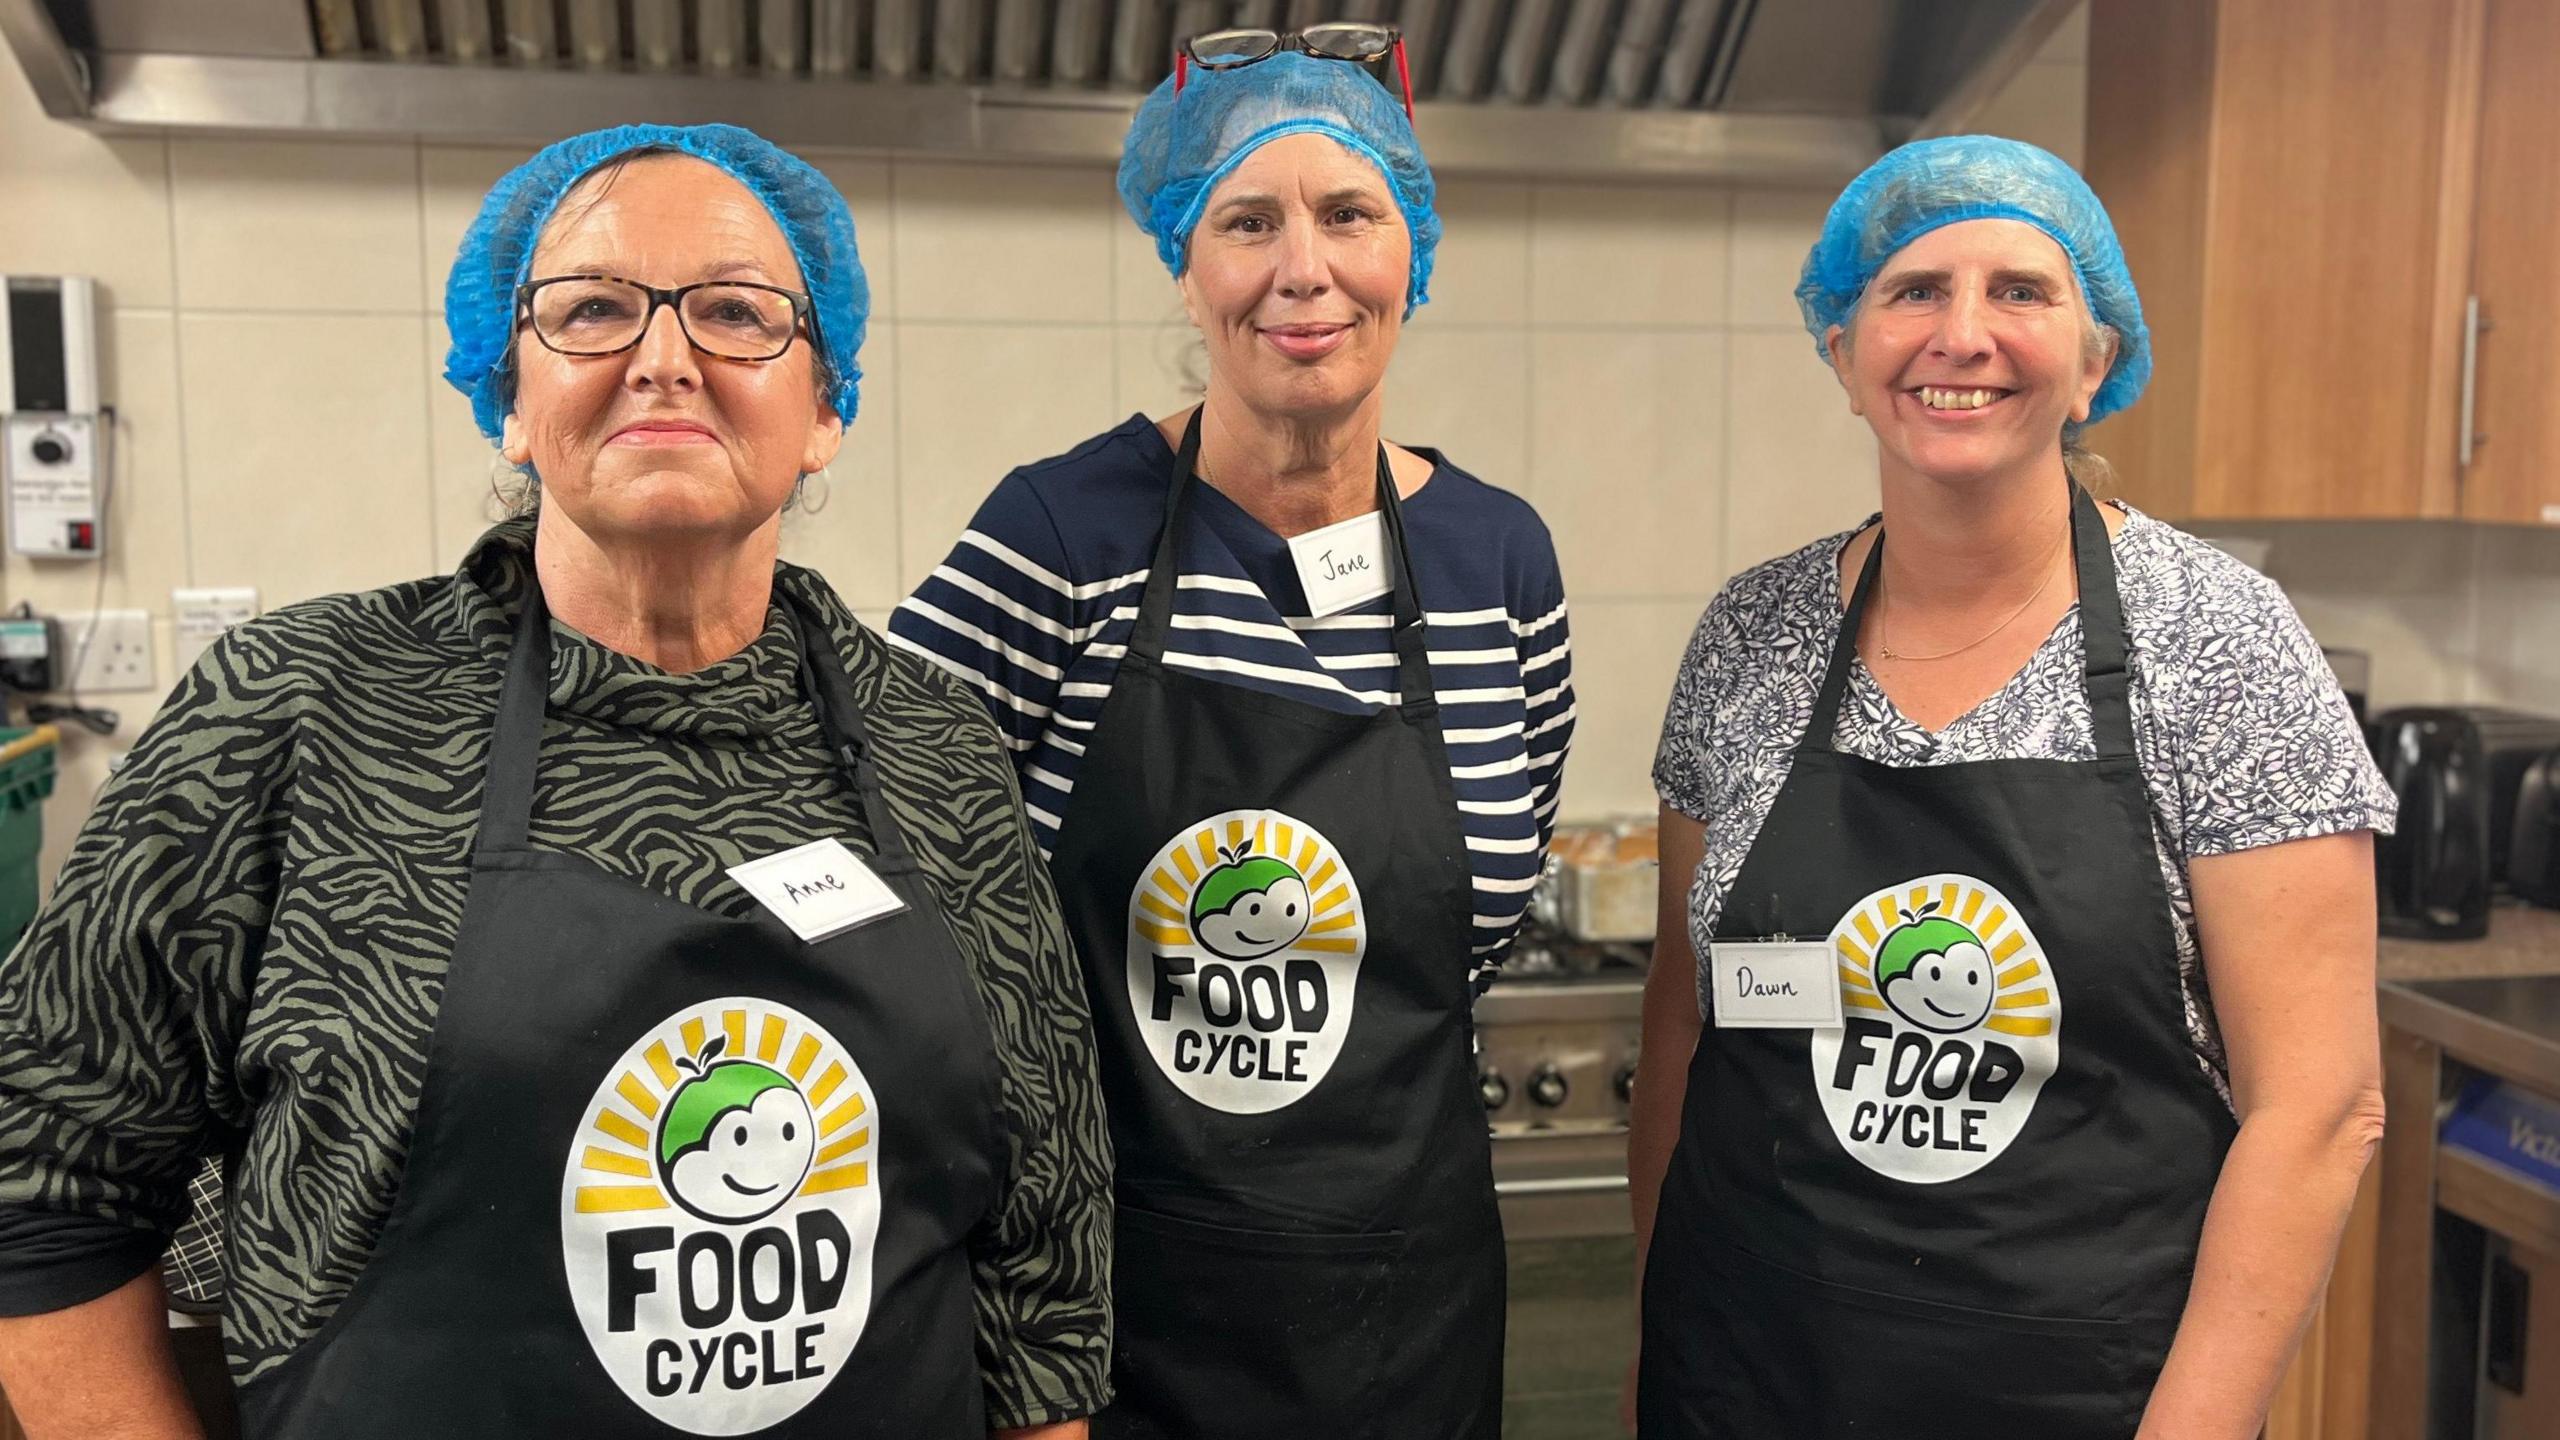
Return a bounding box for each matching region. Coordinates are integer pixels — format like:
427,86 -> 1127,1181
797,467 -> 834,515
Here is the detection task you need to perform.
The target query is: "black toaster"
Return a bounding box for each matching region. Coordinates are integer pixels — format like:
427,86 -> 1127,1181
2368,707 -> 2560,938
2513,747 -> 2560,908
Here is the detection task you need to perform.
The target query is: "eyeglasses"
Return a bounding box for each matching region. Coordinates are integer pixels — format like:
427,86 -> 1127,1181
1175,22 -> 1414,122
513,275 -> 817,362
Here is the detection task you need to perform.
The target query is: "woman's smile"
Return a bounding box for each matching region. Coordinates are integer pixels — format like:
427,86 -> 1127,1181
1260,322 -> 1353,361
607,418 -> 721,447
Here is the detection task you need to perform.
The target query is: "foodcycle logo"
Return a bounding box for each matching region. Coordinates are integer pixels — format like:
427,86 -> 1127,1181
1125,809 -> 1365,1114
561,999 -> 880,1434
1814,875 -> 2063,1184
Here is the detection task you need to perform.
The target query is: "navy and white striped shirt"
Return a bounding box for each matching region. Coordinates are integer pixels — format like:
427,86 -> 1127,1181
890,414 -> 1576,987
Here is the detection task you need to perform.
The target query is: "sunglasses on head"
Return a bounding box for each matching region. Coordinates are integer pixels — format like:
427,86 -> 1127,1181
1174,22 -> 1415,122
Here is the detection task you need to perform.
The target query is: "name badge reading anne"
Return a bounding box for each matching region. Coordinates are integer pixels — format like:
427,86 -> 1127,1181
1708,941 -> 1845,1028
1286,512 -> 1393,619
728,840 -> 906,944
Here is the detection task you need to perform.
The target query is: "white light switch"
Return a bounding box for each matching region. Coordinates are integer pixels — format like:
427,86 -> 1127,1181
173,587 -> 258,672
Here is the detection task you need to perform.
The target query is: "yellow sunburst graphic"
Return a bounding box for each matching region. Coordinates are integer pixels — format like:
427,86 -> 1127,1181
571,1005 -> 875,1215
1130,813 -> 1359,955
1832,878 -> 2056,1039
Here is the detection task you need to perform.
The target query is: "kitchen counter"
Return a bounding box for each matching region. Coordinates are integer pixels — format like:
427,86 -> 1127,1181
2378,903 -> 2560,983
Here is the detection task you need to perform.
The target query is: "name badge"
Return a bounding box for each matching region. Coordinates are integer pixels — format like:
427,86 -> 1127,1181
1287,511 -> 1393,618
1708,940 -> 1846,1029
726,838 -> 907,944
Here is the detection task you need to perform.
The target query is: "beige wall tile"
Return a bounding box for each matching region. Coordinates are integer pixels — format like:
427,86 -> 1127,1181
892,162 -> 1115,323
0,61 -> 174,309
2044,2 -> 2090,63
1727,189 -> 1830,331
1529,183 -> 1729,328
425,317 -> 511,571
1115,320 -> 1205,422
1423,178 -> 1530,328
3,313 -> 189,614
809,156 -> 895,319
1722,330 -> 1877,575
1528,331 -> 1727,602
895,323 -> 1116,591
2478,527 -> 2560,711
781,321 -> 904,611
1972,61 -> 2086,170
1113,217 -> 1188,327
420,145 -> 531,318
171,139 -> 424,313
180,313 -> 436,604
1385,328 -> 1530,492
1557,598 -> 1703,822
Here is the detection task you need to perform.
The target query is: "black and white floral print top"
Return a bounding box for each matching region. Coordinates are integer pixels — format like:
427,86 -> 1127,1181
1652,502 -> 2397,1101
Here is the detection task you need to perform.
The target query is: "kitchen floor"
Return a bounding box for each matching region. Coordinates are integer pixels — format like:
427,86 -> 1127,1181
1505,1235 -> 1639,1438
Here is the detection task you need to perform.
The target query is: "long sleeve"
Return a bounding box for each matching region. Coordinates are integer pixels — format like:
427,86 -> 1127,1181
0,634 -> 291,1313
1518,569 -> 1576,855
888,472 -> 1098,767
874,651 -> 1115,1426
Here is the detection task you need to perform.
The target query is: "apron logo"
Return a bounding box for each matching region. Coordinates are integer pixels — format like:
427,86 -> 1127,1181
1811,876 -> 2061,1184
1126,810 -> 1365,1114
561,999 -> 882,1435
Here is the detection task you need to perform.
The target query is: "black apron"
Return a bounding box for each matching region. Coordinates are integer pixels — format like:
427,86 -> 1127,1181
237,583 -> 1005,1438
1639,485 -> 2236,1439
1053,414 -> 1503,1440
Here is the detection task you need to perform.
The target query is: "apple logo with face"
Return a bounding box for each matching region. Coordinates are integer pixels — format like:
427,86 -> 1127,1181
1187,839 -> 1313,962
1873,908 -> 1998,1035
656,1038 -> 819,1225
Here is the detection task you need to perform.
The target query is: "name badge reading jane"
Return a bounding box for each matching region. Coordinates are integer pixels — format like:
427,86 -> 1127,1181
1286,512 -> 1393,619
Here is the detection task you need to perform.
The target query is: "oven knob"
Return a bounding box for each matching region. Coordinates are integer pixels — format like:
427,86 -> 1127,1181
1613,1062 -> 1638,1103
1478,1067 -> 1510,1111
30,433 -> 70,466
1527,1064 -> 1569,1108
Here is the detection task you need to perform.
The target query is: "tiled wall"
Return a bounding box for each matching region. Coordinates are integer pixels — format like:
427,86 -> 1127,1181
7,11 -> 2109,890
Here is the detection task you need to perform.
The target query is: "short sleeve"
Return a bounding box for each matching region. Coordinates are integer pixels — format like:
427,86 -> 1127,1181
2161,570 -> 2397,858
1653,593 -> 1739,820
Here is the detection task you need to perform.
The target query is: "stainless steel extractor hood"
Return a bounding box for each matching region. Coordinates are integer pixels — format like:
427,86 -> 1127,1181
2,0 -> 2076,183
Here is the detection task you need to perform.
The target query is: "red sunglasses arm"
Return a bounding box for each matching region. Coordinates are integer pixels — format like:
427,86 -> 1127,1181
1394,38 -> 1414,121
1175,50 -> 1188,95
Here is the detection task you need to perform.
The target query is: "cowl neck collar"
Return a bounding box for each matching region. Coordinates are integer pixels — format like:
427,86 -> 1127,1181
448,520 -> 834,746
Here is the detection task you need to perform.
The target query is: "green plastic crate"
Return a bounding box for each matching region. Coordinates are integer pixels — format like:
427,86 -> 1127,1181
0,725 -> 60,952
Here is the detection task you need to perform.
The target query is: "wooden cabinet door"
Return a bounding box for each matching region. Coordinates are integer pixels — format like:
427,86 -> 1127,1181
2463,0 -> 2560,526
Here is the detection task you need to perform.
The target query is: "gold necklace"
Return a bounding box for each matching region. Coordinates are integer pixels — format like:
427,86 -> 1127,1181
1877,528 -> 2069,664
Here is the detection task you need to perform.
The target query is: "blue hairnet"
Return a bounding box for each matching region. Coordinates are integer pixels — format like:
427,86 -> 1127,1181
1118,52 -> 1440,317
1797,135 -> 2151,424
443,123 -> 867,441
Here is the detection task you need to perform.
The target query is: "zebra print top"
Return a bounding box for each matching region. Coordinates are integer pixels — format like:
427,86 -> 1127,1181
0,521 -> 1112,1427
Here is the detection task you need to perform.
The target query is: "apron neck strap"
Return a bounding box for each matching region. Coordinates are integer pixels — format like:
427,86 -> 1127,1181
1804,481 -> 2136,759
779,586 -> 922,871
1135,409 -> 1438,720
474,584 -> 554,854
471,579 -> 922,868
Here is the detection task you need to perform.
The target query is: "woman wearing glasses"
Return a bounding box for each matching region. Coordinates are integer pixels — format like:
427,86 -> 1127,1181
894,24 -> 1571,1440
0,125 -> 1108,1439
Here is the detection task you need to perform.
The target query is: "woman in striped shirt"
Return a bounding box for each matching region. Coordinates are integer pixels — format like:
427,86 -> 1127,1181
891,25 -> 1570,1440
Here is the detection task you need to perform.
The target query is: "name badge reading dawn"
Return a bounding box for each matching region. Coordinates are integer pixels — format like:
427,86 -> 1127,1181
1708,940 -> 1845,1028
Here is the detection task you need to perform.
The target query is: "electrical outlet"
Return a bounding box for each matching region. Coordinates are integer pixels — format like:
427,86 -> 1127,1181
65,609 -> 155,693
